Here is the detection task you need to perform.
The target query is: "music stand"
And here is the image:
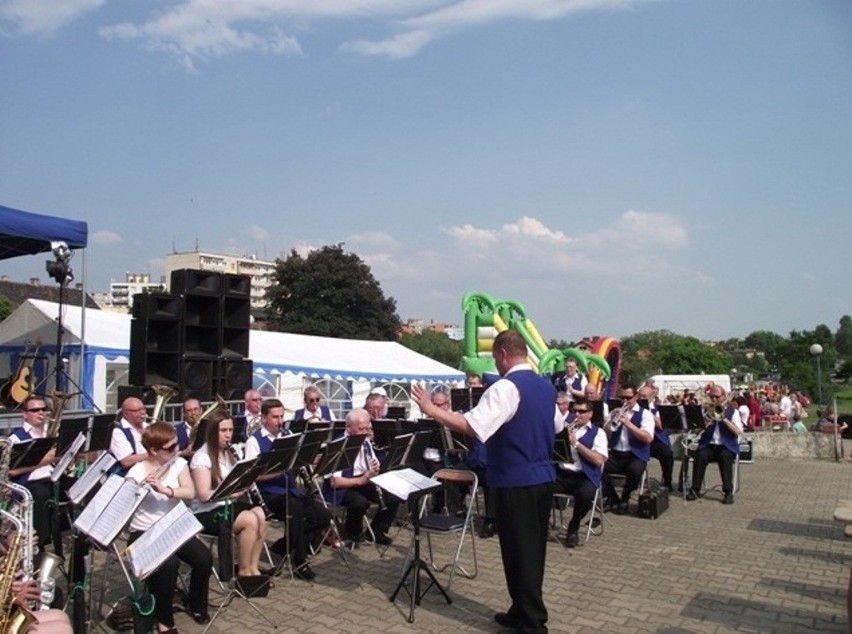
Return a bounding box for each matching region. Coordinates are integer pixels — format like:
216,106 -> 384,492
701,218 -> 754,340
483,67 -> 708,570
56,416 -> 88,456
232,416 -> 248,444
387,469 -> 448,623
591,401 -> 606,427
287,418 -> 306,434
88,414 -> 116,453
371,419 -> 396,451
385,406 -> 406,420
683,405 -> 705,431
659,405 -> 685,432
10,437 -> 55,471
450,387 -> 484,413
552,428 -> 572,464
383,433 -> 414,471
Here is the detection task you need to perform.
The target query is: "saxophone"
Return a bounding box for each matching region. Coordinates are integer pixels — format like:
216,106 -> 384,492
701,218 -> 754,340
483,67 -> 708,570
0,509 -> 37,634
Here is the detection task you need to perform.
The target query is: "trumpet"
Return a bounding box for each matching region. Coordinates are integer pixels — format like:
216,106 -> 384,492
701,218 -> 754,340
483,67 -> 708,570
605,403 -> 631,434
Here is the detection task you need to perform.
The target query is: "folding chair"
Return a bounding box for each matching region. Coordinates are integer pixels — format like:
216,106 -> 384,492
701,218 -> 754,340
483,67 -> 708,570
551,484 -> 608,546
407,469 -> 478,591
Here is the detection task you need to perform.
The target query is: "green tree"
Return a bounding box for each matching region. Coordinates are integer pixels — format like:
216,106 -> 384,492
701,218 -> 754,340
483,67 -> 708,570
743,330 -> 787,367
399,331 -> 463,368
619,330 -> 733,388
835,315 -> 852,357
266,244 -> 401,340
0,294 -> 13,321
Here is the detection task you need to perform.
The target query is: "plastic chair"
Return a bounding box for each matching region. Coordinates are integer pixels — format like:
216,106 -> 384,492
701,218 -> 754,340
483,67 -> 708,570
408,469 -> 478,591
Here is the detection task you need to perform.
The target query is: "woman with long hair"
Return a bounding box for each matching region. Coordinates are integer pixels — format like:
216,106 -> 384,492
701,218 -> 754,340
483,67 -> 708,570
126,422 -> 212,633
190,410 -> 267,577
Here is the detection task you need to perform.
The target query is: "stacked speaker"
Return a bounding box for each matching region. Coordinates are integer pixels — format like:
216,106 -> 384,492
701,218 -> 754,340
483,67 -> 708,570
126,269 -> 253,402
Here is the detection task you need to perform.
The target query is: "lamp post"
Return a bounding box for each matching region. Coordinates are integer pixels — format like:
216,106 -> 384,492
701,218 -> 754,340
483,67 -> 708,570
809,343 -> 824,410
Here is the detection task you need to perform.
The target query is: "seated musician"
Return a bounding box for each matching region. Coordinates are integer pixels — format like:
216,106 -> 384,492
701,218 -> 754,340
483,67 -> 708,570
553,397 -> 608,547
686,386 -> 743,505
556,358 -> 587,401
8,395 -> 58,561
175,397 -> 202,459
647,391 -> 675,492
323,408 -> 400,547
109,396 -> 150,475
243,398 -> 331,581
126,422 -> 211,630
602,386 -> 654,515
293,386 -> 334,422
556,392 -> 572,424
190,411 -> 268,576
2,544 -> 72,634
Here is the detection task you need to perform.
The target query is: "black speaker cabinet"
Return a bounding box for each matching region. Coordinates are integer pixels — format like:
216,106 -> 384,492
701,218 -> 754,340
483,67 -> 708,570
180,356 -> 216,401
170,269 -> 221,296
217,359 -> 253,400
131,293 -> 184,320
223,273 -> 251,299
129,300 -> 182,386
118,384 -> 157,407
183,294 -> 222,357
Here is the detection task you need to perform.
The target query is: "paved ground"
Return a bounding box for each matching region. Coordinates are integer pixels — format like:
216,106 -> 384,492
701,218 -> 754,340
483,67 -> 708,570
90,454 -> 852,633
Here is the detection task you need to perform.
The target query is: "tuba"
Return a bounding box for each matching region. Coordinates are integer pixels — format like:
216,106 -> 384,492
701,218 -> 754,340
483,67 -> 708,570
150,384 -> 177,423
190,394 -> 228,448
46,390 -> 75,437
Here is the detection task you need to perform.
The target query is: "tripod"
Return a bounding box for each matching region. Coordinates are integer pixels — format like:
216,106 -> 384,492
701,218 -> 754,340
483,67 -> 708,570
389,485 -> 450,623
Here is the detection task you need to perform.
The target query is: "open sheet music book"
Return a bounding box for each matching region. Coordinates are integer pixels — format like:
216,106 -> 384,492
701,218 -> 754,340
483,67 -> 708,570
371,467 -> 442,502
73,474 -> 148,547
67,452 -> 117,505
51,432 -> 87,483
122,503 -> 203,580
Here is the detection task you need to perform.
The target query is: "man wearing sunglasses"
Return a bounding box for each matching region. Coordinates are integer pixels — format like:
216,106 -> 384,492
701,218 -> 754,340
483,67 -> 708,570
602,387 -> 654,515
553,397 -> 608,547
8,395 -> 59,559
293,386 -> 334,422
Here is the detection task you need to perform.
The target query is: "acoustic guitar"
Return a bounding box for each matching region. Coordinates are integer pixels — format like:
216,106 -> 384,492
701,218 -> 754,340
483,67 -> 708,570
0,344 -> 40,406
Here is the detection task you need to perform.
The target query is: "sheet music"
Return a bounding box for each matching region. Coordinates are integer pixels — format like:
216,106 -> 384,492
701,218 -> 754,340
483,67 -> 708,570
125,504 -> 203,579
51,432 -> 87,482
372,468 -> 440,501
68,452 -> 117,505
74,475 -> 148,547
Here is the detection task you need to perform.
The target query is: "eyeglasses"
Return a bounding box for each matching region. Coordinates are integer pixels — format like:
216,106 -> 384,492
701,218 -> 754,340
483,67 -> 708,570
711,394 -> 724,400
25,407 -> 48,413
574,409 -> 591,414
161,442 -> 178,452
307,398 -> 321,404
620,394 -> 634,400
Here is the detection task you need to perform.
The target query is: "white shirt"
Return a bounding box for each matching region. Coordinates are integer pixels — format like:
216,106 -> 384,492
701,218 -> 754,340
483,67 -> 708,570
738,404 -> 751,428
778,395 -> 792,419
612,405 -> 655,453
126,458 -> 188,532
711,409 -> 743,444
559,424 -> 608,472
110,419 -> 149,462
189,444 -> 234,514
243,427 -> 282,460
9,422 -> 53,481
464,364 -> 564,443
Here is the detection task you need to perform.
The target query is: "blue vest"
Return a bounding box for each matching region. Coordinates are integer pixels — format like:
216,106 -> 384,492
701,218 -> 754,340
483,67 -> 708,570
698,407 -> 740,455
9,427 -> 34,485
610,409 -> 651,463
294,405 -> 332,421
467,437 -> 487,470
486,371 -> 557,488
253,430 -> 301,498
175,422 -> 190,451
322,433 -> 358,506
112,426 -> 139,477
576,425 -> 603,488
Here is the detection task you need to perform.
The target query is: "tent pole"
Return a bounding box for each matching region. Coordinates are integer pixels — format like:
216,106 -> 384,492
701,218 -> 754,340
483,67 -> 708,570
80,249 -> 87,410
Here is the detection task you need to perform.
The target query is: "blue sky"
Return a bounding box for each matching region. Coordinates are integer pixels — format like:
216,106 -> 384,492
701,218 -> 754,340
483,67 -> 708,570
1,0 -> 850,344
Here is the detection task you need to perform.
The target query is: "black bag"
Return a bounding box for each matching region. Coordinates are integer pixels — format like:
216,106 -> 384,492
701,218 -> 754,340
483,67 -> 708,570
237,574 -> 272,598
638,488 -> 669,519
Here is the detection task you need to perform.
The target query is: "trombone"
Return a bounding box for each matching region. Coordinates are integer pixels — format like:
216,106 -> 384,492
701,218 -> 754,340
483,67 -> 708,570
189,394 -> 228,449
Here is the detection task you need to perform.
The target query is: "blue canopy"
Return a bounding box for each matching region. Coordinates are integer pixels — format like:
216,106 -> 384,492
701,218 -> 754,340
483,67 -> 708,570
0,204 -> 88,260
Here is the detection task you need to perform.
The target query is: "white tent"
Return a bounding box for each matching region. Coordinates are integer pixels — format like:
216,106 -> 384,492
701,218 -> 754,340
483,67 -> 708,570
0,299 -> 464,412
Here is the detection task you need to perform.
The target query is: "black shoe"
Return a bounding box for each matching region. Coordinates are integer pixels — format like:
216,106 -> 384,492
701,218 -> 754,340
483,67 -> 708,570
614,501 -> 629,515
666,483 -> 674,492
293,563 -> 316,581
494,612 -> 517,628
589,518 -> 601,530
479,520 -> 496,539
188,610 -> 210,625
344,534 -> 364,550
372,530 -> 393,546
722,493 -> 734,505
685,489 -> 699,501
564,531 -> 579,548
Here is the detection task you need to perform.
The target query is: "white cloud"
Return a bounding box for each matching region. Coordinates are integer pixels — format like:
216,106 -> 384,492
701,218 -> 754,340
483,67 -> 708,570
246,224 -> 270,242
90,229 -> 122,245
341,29 -> 435,59
345,230 -> 399,249
0,0 -> 104,35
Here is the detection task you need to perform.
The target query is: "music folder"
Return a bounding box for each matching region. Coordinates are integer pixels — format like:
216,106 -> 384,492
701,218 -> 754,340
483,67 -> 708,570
591,400 -> 606,427
293,427 -> 331,471
10,437 -> 55,471
67,452 -> 117,505
74,474 -> 148,547
51,431 -> 87,483
122,503 -> 203,580
552,427 -> 573,464
208,458 -> 264,503
371,468 -> 441,502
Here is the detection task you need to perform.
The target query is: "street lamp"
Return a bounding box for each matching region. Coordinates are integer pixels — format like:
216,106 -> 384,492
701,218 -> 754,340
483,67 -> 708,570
809,343 -> 824,409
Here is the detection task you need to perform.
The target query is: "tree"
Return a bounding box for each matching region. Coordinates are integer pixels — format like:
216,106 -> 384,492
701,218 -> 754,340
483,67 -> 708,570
835,315 -> 852,357
0,294 -> 12,321
266,244 -> 402,340
619,330 -> 733,388
399,331 -> 463,368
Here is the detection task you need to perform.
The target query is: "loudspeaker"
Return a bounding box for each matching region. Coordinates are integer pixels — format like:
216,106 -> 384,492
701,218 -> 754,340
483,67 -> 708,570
170,269 -> 221,296
131,293 -> 184,320
129,297 -> 182,386
183,294 -> 222,357
217,359 -> 253,400
222,273 -> 251,299
181,357 -> 216,401
117,385 -> 157,406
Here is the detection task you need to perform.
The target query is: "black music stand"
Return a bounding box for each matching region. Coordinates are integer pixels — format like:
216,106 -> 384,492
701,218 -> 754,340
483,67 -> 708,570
659,405 -> 685,432
287,418 -> 306,434
385,406 -> 406,420
591,400 -> 606,427
450,387 -> 484,413
88,414 -> 116,453
387,470 -> 447,623
552,428 -> 572,464
683,405 -> 705,431
10,437 -> 55,471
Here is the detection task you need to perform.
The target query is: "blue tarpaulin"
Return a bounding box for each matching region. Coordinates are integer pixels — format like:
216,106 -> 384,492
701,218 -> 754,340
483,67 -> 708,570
0,204 -> 88,260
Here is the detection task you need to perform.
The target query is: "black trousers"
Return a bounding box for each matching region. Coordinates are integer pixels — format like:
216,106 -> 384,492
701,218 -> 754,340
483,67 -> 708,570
495,482 -> 552,633
341,484 -> 401,538
553,470 -> 596,533
602,450 -> 646,503
264,492 -> 332,563
650,439 -> 674,488
691,444 -> 736,494
127,532 -> 211,628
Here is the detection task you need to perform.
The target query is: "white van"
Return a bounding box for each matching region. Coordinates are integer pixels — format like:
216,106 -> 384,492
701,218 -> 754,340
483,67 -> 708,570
647,374 -> 732,401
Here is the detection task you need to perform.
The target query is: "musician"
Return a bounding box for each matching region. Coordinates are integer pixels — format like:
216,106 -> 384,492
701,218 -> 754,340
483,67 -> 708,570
602,387 -> 654,515
244,398 -> 332,581
556,392 -> 572,424
175,397 -> 202,458
190,410 -> 268,576
456,373 -> 496,538
126,422 -> 211,630
11,580 -> 72,633
293,386 -> 334,422
686,386 -> 743,504
553,397 -> 608,547
556,358 -> 587,401
413,330 -> 563,633
323,408 -> 400,547
8,395 -> 58,558
423,388 -> 458,513
645,387 -> 675,492
109,396 -> 150,475
364,392 -> 387,420
241,389 -> 263,433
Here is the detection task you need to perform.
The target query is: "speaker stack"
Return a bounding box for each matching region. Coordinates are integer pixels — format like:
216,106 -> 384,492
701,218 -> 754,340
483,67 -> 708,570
126,268 -> 253,403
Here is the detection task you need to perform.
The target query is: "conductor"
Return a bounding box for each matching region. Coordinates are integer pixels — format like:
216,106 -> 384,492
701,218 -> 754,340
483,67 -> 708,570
413,330 -> 561,633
